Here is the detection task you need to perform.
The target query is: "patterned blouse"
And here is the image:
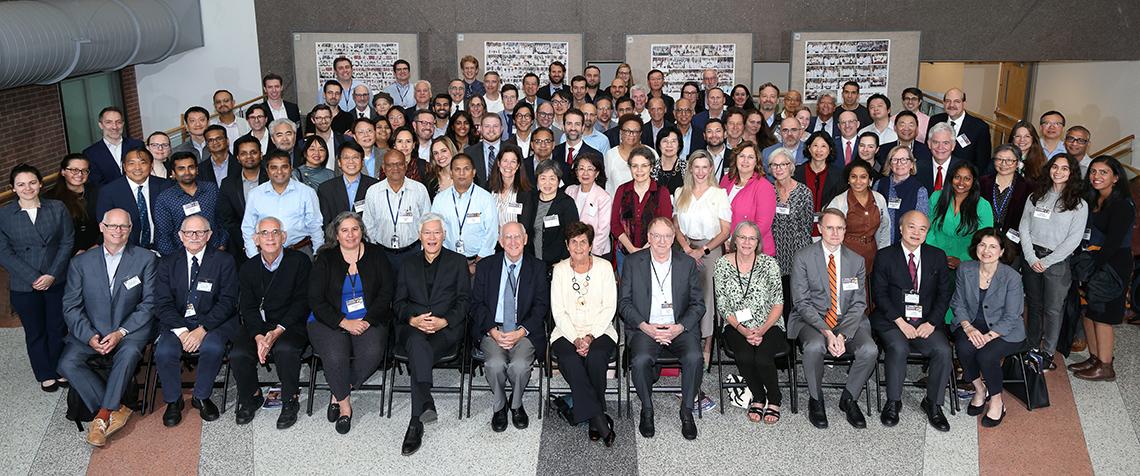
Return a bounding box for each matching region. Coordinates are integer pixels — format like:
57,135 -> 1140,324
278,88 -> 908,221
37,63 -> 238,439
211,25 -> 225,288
713,253 -> 784,329
771,181 -> 814,276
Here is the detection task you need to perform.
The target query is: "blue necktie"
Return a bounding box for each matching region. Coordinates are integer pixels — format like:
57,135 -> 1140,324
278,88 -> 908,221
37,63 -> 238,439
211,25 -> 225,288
502,263 -> 517,332
188,256 -> 201,323
136,186 -> 150,246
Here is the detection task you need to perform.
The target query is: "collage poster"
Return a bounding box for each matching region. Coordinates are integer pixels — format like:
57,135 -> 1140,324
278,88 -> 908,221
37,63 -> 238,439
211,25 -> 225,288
484,41 -> 570,88
315,41 -> 400,96
802,39 -> 890,101
650,43 -> 736,100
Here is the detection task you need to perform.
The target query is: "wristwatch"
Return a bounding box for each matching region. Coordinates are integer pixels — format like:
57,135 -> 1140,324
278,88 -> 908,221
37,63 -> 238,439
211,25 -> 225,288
702,246 -> 711,256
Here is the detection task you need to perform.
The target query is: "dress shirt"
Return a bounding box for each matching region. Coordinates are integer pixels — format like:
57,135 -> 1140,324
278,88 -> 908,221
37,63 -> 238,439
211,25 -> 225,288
317,79 -> 364,112
429,184 -> 499,258
130,179 -> 156,246
210,116 -> 250,152
710,147 -> 729,181
583,129 -> 610,156
838,136 -> 857,165
1040,138 -> 1066,159
103,138 -> 123,170
495,255 -> 523,325
673,186 -> 732,240
103,246 -> 124,293
481,140 -> 502,173
343,175 -> 361,211
822,243 -> 843,314
948,114 -> 964,137
186,248 -> 206,287
241,175 -> 259,199
267,102 -> 290,122
678,126 -> 694,159
928,157 -> 951,190
241,180 -> 324,257
262,250 -> 283,272
858,122 -> 898,144
207,156 -> 231,187
815,117 -> 833,133
363,178 -> 432,248
648,256 -> 675,325
153,181 -> 226,256
384,81 -> 415,108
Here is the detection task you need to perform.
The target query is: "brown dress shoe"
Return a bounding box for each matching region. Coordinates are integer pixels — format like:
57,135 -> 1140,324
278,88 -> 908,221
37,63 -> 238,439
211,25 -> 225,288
1067,355 -> 1099,372
105,406 -> 133,437
1070,339 -> 1087,352
86,418 -> 108,447
1074,360 -> 1116,382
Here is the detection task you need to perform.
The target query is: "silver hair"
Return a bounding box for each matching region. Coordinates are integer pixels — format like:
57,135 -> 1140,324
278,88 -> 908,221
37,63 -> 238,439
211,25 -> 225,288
256,216 -> 284,232
927,121 -> 955,142
320,211 -> 368,252
268,118 -> 296,133
418,212 -> 445,233
180,214 -> 210,231
732,220 -> 761,243
767,147 -> 797,166
630,84 -> 649,95
101,208 -> 132,226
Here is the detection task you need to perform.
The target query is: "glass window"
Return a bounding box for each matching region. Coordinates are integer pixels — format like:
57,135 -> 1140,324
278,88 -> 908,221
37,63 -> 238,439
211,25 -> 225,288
60,71 -> 124,154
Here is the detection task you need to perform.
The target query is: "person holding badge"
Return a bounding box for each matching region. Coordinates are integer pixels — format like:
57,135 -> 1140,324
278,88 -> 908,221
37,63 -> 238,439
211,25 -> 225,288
430,154 -> 499,275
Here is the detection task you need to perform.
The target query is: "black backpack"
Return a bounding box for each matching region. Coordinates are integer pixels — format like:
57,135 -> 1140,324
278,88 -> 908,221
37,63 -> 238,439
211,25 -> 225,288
64,354 -> 142,431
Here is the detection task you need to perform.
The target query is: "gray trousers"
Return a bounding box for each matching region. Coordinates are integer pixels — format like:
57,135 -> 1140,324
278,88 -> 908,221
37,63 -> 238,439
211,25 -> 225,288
480,335 -> 535,411
798,325 -> 878,401
58,332 -> 149,412
1024,258 -> 1071,354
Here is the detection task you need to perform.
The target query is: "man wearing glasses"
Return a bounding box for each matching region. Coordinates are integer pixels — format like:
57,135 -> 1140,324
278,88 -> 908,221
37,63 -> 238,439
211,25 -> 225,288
413,109 -> 439,161
198,125 -> 239,187
240,151 -> 324,258
534,102 -> 564,145
153,152 -> 228,256
238,104 -> 271,155
763,116 -> 807,177
1063,125 -> 1093,176
348,84 -> 376,120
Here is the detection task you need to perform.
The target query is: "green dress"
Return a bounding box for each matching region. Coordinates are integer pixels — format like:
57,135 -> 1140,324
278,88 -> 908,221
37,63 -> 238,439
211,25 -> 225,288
928,190 -> 994,322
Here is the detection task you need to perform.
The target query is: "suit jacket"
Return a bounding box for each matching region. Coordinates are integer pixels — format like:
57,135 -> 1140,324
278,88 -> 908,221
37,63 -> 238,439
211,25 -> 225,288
393,248 -> 471,343
788,244 -> 868,340
692,109 -> 725,131
0,200 -> 75,291
94,176 -> 174,247
680,124 -> 706,157
84,138 -> 145,186
604,126 -> 621,148
317,174 -> 379,227
536,83 -> 567,102
870,243 -> 951,333
876,140 -> 933,168
551,141 -> 599,187
618,248 -> 706,334
469,252 -> 550,352
260,99 -> 301,125
62,244 -> 157,344
807,116 -> 841,139
950,261 -> 1026,342
153,247 -> 238,333
463,141 -> 499,188
641,121 -> 675,147
197,154 -> 241,187
218,168 -> 269,263
916,156 -> 964,194
308,242 -> 394,328
171,140 -> 204,163
929,112 -> 992,171
237,249 -> 311,335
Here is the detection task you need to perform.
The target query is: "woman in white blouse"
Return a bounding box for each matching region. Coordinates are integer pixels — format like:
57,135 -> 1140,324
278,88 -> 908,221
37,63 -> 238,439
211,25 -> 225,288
550,222 -> 618,446
604,114 -> 658,197
565,151 -> 613,259
672,150 -> 732,347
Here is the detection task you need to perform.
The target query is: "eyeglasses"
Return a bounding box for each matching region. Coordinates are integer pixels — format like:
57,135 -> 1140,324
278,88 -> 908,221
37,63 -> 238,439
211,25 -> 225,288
891,157 -> 914,164
255,229 -> 283,237
769,162 -> 793,169
537,112 -> 554,118
102,223 -> 131,231
246,115 -> 266,121
514,113 -> 533,119
780,127 -> 802,134
414,120 -> 434,126
206,137 -> 227,143
180,229 -> 210,238
1041,121 -> 1064,127
648,232 -> 675,241
1064,136 -> 1089,144
620,129 -> 641,135
994,157 -> 1018,164
736,235 -> 759,242
532,139 -> 554,145
63,167 -> 90,175
147,143 -> 171,149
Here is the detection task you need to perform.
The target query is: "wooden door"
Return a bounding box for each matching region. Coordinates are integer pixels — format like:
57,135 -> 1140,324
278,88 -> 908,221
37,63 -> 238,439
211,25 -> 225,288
996,62 -> 1032,122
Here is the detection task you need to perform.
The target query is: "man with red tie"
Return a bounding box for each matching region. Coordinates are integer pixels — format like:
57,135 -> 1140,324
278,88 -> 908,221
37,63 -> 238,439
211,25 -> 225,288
552,109 -> 598,187
917,122 -> 963,193
832,110 -> 861,169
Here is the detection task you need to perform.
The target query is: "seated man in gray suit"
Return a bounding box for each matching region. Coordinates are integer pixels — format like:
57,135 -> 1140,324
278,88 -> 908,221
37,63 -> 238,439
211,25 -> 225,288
620,217 -> 705,441
789,208 -> 878,430
58,208 -> 158,447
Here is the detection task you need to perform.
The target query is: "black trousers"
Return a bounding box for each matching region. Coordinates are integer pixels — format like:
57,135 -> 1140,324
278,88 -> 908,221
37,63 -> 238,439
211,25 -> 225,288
628,330 -> 702,414
878,326 -> 953,406
10,285 -> 66,382
552,335 -> 615,423
954,329 -> 1024,397
307,321 -> 387,401
229,325 -> 308,402
722,326 -> 788,406
399,326 -> 462,418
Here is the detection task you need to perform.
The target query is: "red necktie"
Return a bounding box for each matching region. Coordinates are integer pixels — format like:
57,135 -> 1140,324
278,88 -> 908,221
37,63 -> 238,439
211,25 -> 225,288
566,146 -> 575,166
934,165 -> 943,192
844,140 -> 853,165
824,254 -> 838,328
908,252 -> 918,290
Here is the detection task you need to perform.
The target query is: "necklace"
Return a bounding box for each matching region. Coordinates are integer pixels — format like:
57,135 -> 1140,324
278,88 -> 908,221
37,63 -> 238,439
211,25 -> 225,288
572,273 -> 592,307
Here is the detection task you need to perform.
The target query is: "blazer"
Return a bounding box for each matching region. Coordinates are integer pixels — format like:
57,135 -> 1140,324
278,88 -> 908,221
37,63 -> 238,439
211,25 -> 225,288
198,154 -> 242,187
916,156 -> 965,194
237,249 -> 311,336
83,138 -> 145,186
317,174 -> 379,227
536,83 -> 567,102
153,247 -> 238,333
62,244 -> 157,344
618,248 -> 706,334
680,124 -> 707,157
929,112 -> 992,171
463,141 -> 498,188
469,252 -> 551,353
171,140 -> 204,163
392,248 -> 471,343
94,175 -> 174,247
788,243 -> 868,340
308,243 -> 394,329
522,156 -> 573,190
793,162 -> 845,212
640,121 -> 675,147
260,99 -> 301,125
950,261 -> 1026,342
218,168 -> 269,263
870,243 -> 951,333
718,174 -> 777,256
604,126 -> 621,149
0,200 -> 75,291
807,116 -> 841,139
552,141 -> 600,179
826,190 -> 893,251
520,192 -> 580,264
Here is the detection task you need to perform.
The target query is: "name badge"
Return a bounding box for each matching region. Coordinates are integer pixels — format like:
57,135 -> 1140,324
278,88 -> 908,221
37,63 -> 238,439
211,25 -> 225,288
124,276 -> 141,290
1006,229 -> 1021,243
398,212 -> 414,224
586,203 -> 597,216
455,240 -> 466,255
905,304 -> 923,319
259,307 -> 266,322
775,205 -> 791,215
182,201 -> 201,215
185,303 -> 196,317
507,202 -> 523,215
345,297 -> 365,313
196,281 -> 213,292
904,292 -> 920,304
735,308 -> 754,323
812,213 -> 821,224
887,198 -> 902,210
1033,206 -> 1051,220
1083,228 -> 1092,241
660,302 -> 673,310
353,200 -> 366,213
956,134 -> 971,148
467,212 -> 482,224
544,215 -> 560,228
841,277 -> 858,291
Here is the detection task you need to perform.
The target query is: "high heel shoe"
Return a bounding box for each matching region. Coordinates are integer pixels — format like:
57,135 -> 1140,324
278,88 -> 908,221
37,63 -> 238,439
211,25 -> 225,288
966,393 -> 990,417
602,414 -> 616,448
980,405 -> 1006,428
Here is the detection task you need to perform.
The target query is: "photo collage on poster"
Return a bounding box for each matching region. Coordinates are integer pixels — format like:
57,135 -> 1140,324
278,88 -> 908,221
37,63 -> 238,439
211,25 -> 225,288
316,41 -> 401,96
650,43 -> 736,100
802,39 -> 890,101
484,41 -> 570,89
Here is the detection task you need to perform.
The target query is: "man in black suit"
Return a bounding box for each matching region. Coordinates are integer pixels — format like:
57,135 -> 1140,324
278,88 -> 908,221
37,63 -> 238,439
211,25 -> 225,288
268,119 -> 305,166
552,110 -> 598,187
673,98 -> 705,159
95,149 -> 173,250
604,97 -> 636,148
153,215 -> 239,427
522,128 -> 566,189
318,142 -> 379,228
807,93 -> 841,138
692,88 -> 726,131
469,222 -> 550,432
260,73 -> 301,125
916,122 -> 964,193
84,106 -> 145,186
307,105 -> 350,167
871,211 -> 953,431
929,88 -> 992,172
641,98 -> 673,147
198,125 -> 241,187
348,84 -> 377,120
394,213 -> 472,455
536,61 -> 568,101
463,114 -> 504,188
620,217 -> 705,440
218,136 -> 268,264
877,111 -> 933,166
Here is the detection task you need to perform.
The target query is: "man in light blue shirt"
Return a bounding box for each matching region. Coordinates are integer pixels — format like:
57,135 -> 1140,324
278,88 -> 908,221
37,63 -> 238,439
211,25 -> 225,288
580,103 -> 611,154
430,154 -> 498,262
384,59 -> 416,109
315,56 -> 364,112
240,151 -> 324,257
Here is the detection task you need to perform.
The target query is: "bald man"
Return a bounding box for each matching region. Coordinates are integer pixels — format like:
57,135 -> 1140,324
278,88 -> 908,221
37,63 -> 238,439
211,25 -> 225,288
928,88 -> 992,172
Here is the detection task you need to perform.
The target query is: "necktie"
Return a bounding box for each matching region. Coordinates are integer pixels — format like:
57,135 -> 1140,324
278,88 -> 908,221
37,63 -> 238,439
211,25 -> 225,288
566,146 -> 575,166
844,140 -> 853,165
502,263 -> 518,332
136,186 -> 150,245
907,252 -> 918,290
950,120 -> 957,132
189,255 -> 201,304
488,145 -> 496,171
824,254 -> 838,328
934,165 -> 943,192
359,111 -> 366,118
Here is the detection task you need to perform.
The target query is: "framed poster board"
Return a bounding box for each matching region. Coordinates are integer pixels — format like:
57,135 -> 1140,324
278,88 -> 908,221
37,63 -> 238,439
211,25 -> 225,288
790,31 -> 920,104
456,33 -> 584,89
624,34 -> 753,100
293,33 -> 420,113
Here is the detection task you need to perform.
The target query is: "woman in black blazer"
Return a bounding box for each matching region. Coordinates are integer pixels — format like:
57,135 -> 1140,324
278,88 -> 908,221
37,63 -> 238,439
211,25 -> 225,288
45,154 -> 100,254
0,164 -> 75,392
307,211 -> 394,434
522,160 -> 580,265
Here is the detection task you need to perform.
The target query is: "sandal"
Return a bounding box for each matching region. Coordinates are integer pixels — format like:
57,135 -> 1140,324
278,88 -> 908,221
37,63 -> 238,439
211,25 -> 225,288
747,403 -> 765,423
763,406 -> 781,425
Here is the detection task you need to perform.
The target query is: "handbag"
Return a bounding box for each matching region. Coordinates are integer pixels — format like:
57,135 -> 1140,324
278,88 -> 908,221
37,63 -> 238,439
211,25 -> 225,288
1070,250 -> 1125,305
1001,351 -> 1050,410
723,373 -> 752,409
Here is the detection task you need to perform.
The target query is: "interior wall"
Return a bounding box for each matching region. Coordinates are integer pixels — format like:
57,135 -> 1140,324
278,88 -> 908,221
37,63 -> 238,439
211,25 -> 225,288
1030,61 -> 1140,162
918,62 -> 1000,119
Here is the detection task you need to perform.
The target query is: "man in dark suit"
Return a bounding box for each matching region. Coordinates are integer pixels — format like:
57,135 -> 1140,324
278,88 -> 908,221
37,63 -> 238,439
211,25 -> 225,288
916,122 -> 965,193
929,88 -> 992,172
260,73 -> 301,125
536,61 -> 568,101
58,208 -> 157,447
218,136 -> 268,265
317,142 -> 378,228
198,125 -> 241,187
522,128 -> 568,189
553,110 -> 598,187
268,119 -> 305,167
807,93 -> 841,138
84,106 -> 145,186
692,88 -> 726,131
640,98 -> 674,147
620,217 -> 705,440
394,213 -> 472,455
153,215 -> 239,427
877,110 -> 933,166
95,149 -> 173,250
469,222 -> 550,432
672,98 -> 705,159
871,211 -> 953,431
463,114 -> 504,188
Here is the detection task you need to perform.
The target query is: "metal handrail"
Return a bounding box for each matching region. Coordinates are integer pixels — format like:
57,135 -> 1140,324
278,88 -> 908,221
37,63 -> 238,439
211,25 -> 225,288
920,91 -> 1013,144
1092,134 -> 1135,157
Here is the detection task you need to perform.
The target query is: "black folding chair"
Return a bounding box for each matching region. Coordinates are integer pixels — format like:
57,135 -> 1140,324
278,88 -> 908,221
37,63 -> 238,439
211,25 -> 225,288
306,323 -> 391,416
544,315 -> 624,419
385,332 -> 468,419
711,313 -> 797,415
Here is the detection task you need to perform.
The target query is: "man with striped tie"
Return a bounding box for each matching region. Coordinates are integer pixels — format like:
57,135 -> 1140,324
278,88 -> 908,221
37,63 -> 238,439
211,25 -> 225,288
789,208 -> 878,430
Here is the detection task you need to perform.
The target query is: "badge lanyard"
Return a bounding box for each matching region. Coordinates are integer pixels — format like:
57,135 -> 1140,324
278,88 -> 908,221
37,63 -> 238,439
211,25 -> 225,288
386,188 -> 405,244
454,189 -> 473,236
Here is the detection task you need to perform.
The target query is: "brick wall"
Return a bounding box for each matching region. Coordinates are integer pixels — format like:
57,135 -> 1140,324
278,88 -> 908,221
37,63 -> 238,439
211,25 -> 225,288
0,84 -> 68,191
120,66 -> 144,140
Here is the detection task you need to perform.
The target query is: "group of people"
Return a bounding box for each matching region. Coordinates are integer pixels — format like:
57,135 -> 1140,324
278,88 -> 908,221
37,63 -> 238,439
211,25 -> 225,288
0,56 -> 1133,454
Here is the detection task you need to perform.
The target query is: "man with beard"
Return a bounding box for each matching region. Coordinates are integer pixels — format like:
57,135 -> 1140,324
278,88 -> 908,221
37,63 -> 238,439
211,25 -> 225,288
308,104 -> 349,167
305,81 -> 353,135
431,93 -> 451,136
704,119 -> 729,181
584,65 -> 604,102
209,90 -> 249,152
218,136 -> 268,263
757,83 -> 781,129
199,125 -> 240,187
838,81 -> 873,129
553,110 -> 596,187
384,59 -> 416,109
315,56 -> 363,112
153,152 -> 227,256
537,61 -> 568,101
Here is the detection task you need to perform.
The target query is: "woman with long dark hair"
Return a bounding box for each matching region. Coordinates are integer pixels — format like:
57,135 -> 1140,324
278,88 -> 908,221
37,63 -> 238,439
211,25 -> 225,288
486,144 -> 535,228
45,154 -> 100,254
730,84 -> 756,111
1009,120 -> 1048,185
928,161 -> 994,324
445,110 -> 476,152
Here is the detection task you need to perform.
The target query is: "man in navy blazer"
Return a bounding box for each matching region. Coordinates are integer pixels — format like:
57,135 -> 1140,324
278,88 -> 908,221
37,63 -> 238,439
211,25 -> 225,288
870,211 -> 952,431
152,215 -> 239,427
916,122 -> 965,193
469,222 -> 550,432
807,93 -> 841,139
84,106 -> 145,186
929,88 -> 992,172
95,149 -> 173,250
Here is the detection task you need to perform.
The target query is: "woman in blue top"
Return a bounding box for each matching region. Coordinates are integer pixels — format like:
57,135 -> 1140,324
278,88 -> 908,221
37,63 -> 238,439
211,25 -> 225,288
875,144 -> 929,244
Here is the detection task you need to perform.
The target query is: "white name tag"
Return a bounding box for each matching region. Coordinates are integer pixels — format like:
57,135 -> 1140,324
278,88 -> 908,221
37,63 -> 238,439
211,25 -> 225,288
905,304 -> 923,319
775,205 -> 790,215
956,134 -> 971,148
904,292 -> 920,304
812,213 -> 821,224
586,203 -> 597,216
1033,207 -> 1051,220
455,241 -> 466,255
842,277 -> 858,291
182,201 -> 201,215
398,212 -> 414,224
887,198 -> 902,210
544,215 -> 560,228
196,281 -> 213,292
1083,228 -> 1092,241
354,200 -> 366,213
735,308 -> 754,323
345,297 -> 365,313
507,202 -> 523,215
185,303 -> 196,317
124,276 -> 141,290
1006,229 -> 1021,243
467,212 -> 481,224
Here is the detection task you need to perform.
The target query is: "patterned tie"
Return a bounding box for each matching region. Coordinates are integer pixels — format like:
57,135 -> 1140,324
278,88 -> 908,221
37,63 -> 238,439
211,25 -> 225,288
824,254 -> 838,328
136,185 -> 150,246
908,253 -> 918,290
844,140 -> 853,165
188,256 -> 201,323
934,165 -> 943,192
566,146 -> 575,166
502,263 -> 518,332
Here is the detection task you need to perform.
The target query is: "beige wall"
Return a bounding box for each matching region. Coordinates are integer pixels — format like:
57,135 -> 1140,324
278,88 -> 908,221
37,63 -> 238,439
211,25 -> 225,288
918,62 -> 999,119
1030,61 -> 1139,163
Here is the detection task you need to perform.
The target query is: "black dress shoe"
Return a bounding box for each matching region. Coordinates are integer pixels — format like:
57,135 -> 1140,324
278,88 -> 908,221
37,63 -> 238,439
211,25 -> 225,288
235,394 -> 264,425
602,415 -> 616,447
327,402 -> 340,423
638,409 -> 655,438
967,394 -> 990,416
336,414 -> 352,434
401,419 -> 424,455
808,398 -> 829,429
192,397 -> 220,422
511,405 -> 529,429
921,397 -> 950,432
880,400 -> 901,427
838,395 -> 866,429
491,406 -> 508,432
981,405 -> 1006,428
162,398 -> 184,427
589,425 -> 601,441
277,398 -> 300,430
40,380 -> 60,393
679,410 -> 698,440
